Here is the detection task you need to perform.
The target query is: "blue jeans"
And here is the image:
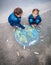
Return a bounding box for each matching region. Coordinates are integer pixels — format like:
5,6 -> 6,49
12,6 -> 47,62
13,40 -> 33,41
29,19 -> 41,25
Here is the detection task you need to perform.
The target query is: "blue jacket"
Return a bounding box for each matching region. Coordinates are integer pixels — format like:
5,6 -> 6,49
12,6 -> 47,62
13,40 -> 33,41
8,13 -> 21,26
28,14 -> 42,25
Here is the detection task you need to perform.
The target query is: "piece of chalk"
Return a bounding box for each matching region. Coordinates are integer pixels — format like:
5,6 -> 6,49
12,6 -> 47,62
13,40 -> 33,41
24,46 -> 25,49
16,51 -> 20,56
6,40 -> 8,42
34,52 -> 39,54
40,36 -> 44,38
41,39 -> 44,42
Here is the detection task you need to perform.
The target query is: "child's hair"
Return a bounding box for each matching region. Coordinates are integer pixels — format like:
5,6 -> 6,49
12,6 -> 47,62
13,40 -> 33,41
14,7 -> 23,15
32,8 -> 39,14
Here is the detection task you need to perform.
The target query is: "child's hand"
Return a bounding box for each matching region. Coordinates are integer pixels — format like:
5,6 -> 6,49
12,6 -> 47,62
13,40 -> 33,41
25,27 -> 28,30
13,26 -> 19,30
32,25 -> 34,27
32,24 -> 37,28
34,24 -> 37,27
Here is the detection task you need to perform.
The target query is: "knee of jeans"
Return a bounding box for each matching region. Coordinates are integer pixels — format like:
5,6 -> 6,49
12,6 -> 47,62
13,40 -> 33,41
29,19 -> 33,23
36,20 -> 40,23
36,20 -> 40,24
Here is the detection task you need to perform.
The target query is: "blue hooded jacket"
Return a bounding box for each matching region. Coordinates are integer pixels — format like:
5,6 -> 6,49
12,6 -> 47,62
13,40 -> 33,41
8,13 -> 21,26
28,14 -> 42,25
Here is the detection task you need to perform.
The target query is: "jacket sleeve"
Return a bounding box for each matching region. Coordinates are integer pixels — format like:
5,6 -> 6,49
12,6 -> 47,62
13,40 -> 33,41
35,15 -> 42,24
38,15 -> 42,22
28,16 -> 33,24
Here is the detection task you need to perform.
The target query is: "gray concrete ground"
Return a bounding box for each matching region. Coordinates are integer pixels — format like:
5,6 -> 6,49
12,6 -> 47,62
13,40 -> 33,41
0,10 -> 51,65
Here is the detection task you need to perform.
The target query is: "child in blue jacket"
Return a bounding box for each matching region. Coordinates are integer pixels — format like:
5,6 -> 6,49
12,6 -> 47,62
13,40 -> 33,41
8,7 -> 25,29
28,8 -> 42,27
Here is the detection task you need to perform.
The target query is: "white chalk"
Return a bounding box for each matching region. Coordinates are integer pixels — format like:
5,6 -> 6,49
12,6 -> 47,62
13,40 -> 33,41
24,46 -> 25,49
40,35 -> 44,39
16,51 -> 20,56
37,29 -> 40,32
41,39 -> 44,42
29,40 -> 36,46
34,52 -> 39,55
6,40 -> 9,42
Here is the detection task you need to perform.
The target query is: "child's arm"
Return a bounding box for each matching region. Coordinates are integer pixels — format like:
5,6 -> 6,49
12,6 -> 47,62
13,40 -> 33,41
28,16 -> 33,25
36,15 -> 42,25
16,23 -> 25,29
37,15 -> 42,21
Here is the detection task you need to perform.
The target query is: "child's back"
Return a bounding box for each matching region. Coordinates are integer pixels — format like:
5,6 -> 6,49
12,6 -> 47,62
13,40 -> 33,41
8,7 -> 25,29
8,13 -> 21,26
